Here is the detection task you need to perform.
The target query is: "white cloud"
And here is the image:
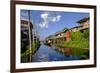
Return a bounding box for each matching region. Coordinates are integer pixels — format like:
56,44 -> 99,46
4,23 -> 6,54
39,21 -> 48,28
50,15 -> 61,22
39,13 -> 49,28
41,13 -> 48,20
39,12 -> 61,28
57,15 -> 61,21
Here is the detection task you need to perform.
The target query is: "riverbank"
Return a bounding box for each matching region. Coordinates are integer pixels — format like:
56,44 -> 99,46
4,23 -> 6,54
21,40 -> 40,62
32,44 -> 81,62
49,44 -> 89,60
45,29 -> 89,59
50,40 -> 89,60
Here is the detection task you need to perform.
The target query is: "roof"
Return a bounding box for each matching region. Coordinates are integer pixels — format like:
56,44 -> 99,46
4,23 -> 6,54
21,20 -> 33,25
55,28 -> 69,35
45,28 -> 68,40
21,20 -> 33,28
77,17 -> 89,24
69,25 -> 83,30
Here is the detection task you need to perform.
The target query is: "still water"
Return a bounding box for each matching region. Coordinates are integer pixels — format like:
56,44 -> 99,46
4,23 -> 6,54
32,44 -> 80,62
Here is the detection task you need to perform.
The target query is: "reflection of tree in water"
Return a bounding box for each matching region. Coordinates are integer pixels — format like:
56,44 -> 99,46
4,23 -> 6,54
32,44 -> 81,62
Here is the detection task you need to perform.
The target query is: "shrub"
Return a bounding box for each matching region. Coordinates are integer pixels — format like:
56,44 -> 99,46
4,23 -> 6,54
71,31 -> 83,40
82,29 -> 89,40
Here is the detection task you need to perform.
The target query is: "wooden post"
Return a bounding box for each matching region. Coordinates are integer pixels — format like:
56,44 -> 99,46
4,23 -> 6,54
28,10 -> 32,62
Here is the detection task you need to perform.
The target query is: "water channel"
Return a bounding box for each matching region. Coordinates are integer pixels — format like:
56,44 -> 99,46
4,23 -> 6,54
32,43 -> 81,62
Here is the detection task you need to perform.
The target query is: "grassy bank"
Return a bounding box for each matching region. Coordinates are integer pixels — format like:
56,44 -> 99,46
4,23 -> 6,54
56,29 -> 89,49
56,39 -> 89,49
55,41 -> 89,59
54,29 -> 89,59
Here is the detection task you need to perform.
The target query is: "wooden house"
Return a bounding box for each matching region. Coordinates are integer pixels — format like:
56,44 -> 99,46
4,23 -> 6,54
21,19 -> 34,59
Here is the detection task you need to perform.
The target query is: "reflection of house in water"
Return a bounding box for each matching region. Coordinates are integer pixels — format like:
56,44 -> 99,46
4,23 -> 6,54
45,17 -> 90,45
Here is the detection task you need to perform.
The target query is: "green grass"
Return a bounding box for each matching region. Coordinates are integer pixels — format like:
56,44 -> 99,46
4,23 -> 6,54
56,39 -> 89,49
54,29 -> 89,59
55,40 -> 89,59
56,29 -> 89,49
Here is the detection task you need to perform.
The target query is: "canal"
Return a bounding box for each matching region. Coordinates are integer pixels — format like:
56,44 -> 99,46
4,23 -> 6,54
32,43 -> 80,62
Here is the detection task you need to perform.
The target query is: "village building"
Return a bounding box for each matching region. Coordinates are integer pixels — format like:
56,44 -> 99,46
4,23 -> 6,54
21,19 -> 41,62
77,17 -> 89,28
21,19 -> 34,62
69,17 -> 89,32
45,17 -> 90,45
69,25 -> 83,32
77,17 -> 90,33
45,28 -> 68,45
21,20 -> 33,47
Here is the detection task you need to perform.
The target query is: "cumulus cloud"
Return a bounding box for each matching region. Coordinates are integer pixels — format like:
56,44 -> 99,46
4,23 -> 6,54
39,12 -> 61,28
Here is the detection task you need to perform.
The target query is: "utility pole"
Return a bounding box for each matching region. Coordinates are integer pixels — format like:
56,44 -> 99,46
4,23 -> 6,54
28,10 -> 32,62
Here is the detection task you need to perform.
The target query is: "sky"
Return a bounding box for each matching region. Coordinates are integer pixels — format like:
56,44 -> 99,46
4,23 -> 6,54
21,10 -> 89,41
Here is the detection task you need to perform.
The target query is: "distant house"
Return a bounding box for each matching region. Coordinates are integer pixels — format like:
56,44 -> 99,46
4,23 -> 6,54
55,28 -> 69,37
45,28 -> 69,44
45,17 -> 90,45
77,17 -> 90,32
77,17 -> 89,28
69,17 -> 90,32
69,25 -> 83,32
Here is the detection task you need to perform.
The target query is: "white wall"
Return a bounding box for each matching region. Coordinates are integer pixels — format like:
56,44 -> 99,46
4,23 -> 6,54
0,0 -> 100,73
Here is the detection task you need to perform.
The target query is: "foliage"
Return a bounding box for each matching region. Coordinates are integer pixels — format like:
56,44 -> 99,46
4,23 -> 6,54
56,29 -> 89,48
21,42 -> 28,53
21,38 -> 40,57
82,29 -> 89,40
71,31 -> 83,40
63,28 -> 69,33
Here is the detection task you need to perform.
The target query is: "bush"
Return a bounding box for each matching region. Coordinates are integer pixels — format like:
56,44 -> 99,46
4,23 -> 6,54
56,29 -> 89,49
21,38 -> 40,57
71,31 -> 83,40
83,29 -> 89,40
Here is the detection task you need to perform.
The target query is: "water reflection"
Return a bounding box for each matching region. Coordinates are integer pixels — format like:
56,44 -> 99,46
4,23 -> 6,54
32,44 -> 80,62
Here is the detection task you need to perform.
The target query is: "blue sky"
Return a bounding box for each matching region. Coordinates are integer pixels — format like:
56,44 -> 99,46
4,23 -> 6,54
21,10 -> 89,40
